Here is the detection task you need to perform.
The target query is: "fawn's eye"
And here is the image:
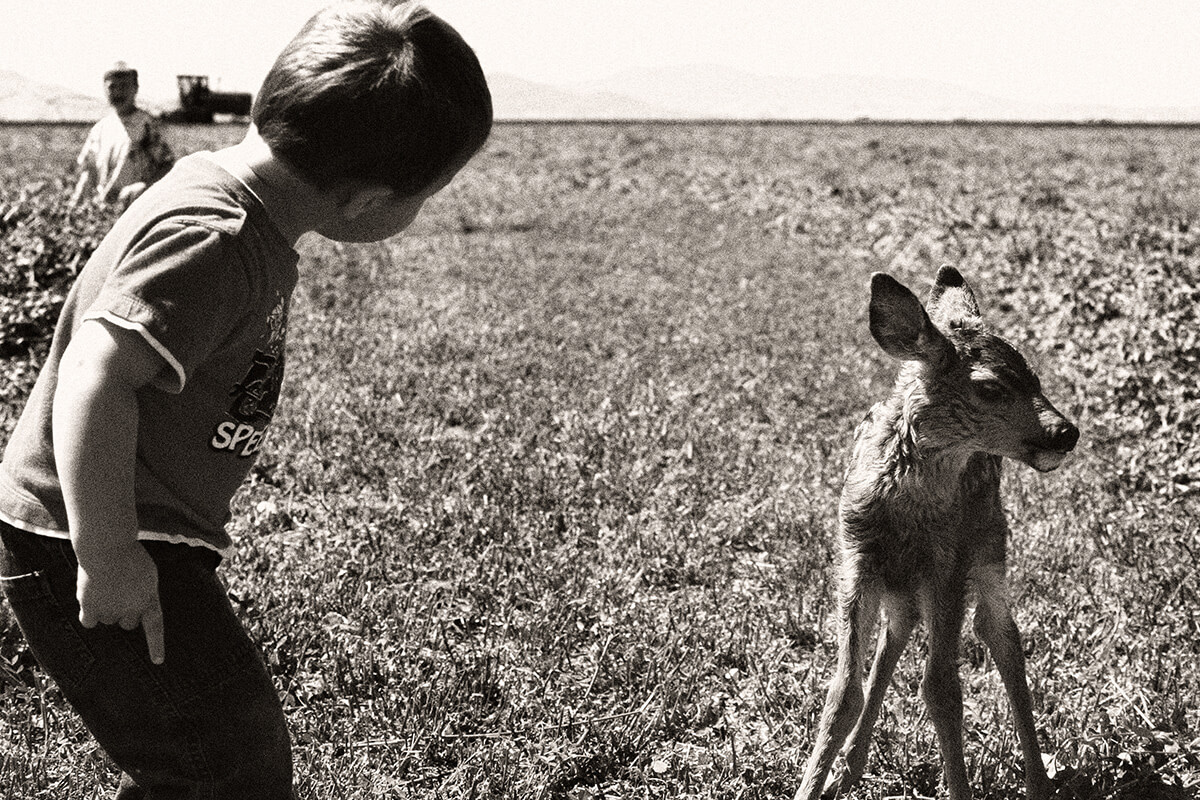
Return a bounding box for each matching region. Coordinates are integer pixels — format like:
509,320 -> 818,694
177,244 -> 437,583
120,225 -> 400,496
974,380 -> 1009,403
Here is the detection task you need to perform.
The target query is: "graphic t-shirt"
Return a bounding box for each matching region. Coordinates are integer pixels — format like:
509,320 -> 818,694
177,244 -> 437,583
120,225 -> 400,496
77,108 -> 175,203
0,153 -> 299,553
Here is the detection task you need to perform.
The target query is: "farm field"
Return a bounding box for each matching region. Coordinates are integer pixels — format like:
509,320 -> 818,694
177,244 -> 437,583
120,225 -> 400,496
1,120 -> 1199,799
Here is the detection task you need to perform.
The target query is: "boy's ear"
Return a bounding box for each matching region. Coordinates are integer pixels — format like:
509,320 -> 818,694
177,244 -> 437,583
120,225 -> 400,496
869,272 -> 954,365
336,184 -> 395,220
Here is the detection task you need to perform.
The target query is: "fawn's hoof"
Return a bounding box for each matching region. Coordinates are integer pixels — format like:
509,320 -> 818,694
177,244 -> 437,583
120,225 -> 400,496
792,771 -> 851,800
820,770 -> 853,799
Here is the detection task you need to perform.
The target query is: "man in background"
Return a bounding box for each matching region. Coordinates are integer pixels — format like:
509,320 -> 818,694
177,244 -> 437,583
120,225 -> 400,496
69,62 -> 175,208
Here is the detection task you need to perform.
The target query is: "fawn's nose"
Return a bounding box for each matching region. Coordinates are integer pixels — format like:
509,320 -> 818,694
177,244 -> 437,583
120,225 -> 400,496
1047,421 -> 1079,452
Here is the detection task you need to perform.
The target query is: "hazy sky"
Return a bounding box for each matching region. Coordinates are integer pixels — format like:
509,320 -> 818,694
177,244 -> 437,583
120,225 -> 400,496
3,0 -> 1199,111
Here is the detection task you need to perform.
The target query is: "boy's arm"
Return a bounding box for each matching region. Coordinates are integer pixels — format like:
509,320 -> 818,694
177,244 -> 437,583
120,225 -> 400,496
53,318 -> 168,664
68,169 -> 95,208
68,138 -> 98,208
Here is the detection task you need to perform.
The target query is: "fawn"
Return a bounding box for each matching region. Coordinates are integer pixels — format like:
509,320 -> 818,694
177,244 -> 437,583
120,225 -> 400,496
796,266 -> 1079,800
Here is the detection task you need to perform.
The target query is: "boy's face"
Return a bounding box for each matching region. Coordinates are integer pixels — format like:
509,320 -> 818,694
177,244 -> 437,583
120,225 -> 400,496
104,73 -> 138,114
318,166 -> 461,243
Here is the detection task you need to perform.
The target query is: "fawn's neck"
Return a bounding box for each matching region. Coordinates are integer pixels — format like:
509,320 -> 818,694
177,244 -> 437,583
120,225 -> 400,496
881,391 -> 999,509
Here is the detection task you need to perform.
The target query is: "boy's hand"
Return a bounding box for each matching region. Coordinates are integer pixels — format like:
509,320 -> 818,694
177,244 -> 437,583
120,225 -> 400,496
76,541 -> 166,665
117,182 -> 147,208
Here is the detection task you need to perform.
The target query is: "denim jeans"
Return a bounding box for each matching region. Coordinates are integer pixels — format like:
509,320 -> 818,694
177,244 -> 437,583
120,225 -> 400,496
0,521 -> 294,799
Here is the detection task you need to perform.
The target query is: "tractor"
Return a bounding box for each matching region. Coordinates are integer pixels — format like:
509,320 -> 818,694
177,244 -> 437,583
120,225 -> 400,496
163,75 -> 252,123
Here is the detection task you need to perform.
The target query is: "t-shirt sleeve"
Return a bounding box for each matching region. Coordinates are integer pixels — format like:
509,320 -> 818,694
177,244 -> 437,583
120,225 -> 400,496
80,221 -> 251,394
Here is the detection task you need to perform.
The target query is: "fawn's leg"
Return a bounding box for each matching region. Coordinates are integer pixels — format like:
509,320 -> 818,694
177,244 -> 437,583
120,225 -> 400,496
971,563 -> 1051,800
922,585 -> 972,800
795,584 -> 879,800
833,593 -> 917,792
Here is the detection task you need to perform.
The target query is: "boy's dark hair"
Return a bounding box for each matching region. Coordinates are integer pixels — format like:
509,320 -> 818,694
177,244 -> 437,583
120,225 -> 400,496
253,1 -> 492,196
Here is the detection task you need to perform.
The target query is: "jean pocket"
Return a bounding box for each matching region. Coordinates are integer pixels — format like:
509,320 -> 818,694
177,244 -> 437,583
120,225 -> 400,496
0,570 -> 97,693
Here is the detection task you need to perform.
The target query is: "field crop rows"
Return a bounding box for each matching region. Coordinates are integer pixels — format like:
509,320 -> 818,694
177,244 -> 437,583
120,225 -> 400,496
1,121 -> 1199,798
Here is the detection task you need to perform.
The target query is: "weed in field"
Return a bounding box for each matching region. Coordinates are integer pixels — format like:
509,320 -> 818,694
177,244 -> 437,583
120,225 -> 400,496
1,122 -> 1198,798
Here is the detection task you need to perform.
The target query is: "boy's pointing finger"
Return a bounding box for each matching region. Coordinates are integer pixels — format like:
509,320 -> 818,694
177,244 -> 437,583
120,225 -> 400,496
143,606 -> 165,665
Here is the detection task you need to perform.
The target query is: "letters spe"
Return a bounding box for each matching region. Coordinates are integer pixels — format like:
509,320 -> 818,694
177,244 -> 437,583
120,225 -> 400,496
210,420 -> 267,457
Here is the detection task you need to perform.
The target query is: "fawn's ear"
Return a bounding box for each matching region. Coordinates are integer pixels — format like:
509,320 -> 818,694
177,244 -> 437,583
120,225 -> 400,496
926,265 -> 982,326
869,273 -> 953,364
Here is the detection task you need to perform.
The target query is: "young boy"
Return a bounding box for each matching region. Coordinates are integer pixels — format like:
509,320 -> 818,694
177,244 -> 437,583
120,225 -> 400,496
0,2 -> 491,797
69,61 -> 176,209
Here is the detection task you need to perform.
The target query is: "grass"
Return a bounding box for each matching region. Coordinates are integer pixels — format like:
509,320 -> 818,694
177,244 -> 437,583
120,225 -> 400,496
1,121 -> 1199,798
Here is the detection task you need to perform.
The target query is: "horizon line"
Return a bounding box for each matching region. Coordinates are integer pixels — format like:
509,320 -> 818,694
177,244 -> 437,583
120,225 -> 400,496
3,118 -> 1200,128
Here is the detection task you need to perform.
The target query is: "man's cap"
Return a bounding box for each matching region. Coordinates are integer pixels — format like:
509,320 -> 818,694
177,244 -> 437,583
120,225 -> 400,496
104,61 -> 138,81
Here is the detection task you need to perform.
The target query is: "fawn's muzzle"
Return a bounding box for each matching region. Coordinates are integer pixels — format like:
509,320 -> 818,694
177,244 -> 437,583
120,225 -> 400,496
1045,420 -> 1080,453
1024,417 -> 1079,472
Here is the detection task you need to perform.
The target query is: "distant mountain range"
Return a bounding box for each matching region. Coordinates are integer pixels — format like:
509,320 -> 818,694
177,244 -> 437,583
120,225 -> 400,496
499,65 -> 1200,123
4,65 -> 1199,123
0,69 -> 110,122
